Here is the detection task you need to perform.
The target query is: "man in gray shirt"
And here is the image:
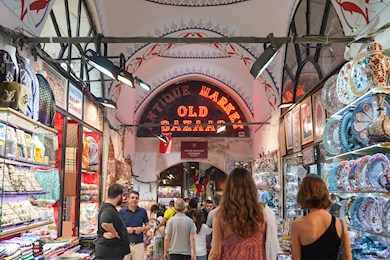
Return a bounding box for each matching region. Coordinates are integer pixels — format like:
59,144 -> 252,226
164,198 -> 196,260
206,194 -> 222,228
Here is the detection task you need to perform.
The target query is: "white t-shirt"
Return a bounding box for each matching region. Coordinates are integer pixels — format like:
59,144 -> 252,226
194,224 -> 212,257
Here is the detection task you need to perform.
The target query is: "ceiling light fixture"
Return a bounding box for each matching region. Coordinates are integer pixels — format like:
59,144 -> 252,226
118,70 -> 134,88
278,102 -> 294,109
155,133 -> 168,143
216,125 -> 226,133
84,49 -> 118,79
250,33 -> 286,79
96,97 -> 117,109
135,77 -> 151,91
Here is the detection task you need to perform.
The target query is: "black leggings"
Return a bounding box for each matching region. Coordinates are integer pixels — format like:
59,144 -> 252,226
169,254 -> 192,260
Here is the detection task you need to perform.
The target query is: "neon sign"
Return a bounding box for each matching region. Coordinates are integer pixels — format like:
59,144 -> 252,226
137,81 -> 248,137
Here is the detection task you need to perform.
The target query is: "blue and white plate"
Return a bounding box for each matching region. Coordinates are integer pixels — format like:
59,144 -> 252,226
323,116 -> 342,155
364,153 -> 390,192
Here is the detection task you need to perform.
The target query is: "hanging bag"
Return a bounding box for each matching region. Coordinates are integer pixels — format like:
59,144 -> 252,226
337,219 -> 345,260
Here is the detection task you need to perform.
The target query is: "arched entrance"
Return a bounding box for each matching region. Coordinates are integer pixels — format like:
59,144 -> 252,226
157,162 -> 227,206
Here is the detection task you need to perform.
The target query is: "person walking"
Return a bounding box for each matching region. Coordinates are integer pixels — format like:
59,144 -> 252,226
119,191 -> 151,260
95,184 -> 130,260
156,199 -> 176,231
291,174 -> 352,260
209,167 -> 279,260
193,210 -> 212,260
201,200 -> 213,224
164,198 -> 196,260
206,194 -> 221,228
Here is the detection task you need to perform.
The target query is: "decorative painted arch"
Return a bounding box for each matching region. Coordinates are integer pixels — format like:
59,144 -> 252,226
121,20 -> 279,111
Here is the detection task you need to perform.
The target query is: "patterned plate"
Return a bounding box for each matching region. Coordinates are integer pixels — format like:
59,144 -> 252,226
351,97 -> 390,145
339,110 -> 360,152
364,153 -> 390,191
334,161 -> 348,191
322,74 -> 344,114
382,199 -> 390,234
358,196 -> 372,232
323,116 -> 342,155
354,155 -> 372,191
349,157 -> 362,191
328,163 -> 339,192
337,61 -> 357,104
350,51 -> 370,96
351,196 -> 365,227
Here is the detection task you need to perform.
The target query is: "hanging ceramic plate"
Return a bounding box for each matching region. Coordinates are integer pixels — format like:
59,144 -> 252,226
345,197 -> 356,225
334,161 -> 348,191
322,74 -> 344,114
337,61 -> 357,104
323,116 -> 342,155
354,155 -> 372,191
328,163 -> 339,192
340,160 -> 355,192
364,153 -> 390,191
358,196 -> 373,231
350,196 -> 365,227
338,199 -> 349,221
339,110 -> 360,152
351,97 -> 390,145
349,157 -> 362,191
381,199 -> 390,235
350,51 -> 370,96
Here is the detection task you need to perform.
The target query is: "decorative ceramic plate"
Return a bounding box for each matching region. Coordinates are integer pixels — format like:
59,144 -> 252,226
339,110 -> 360,152
351,97 -> 390,145
340,160 -> 355,191
344,197 -> 356,225
350,196 -> 365,227
328,163 -> 339,192
354,155 -> 372,191
350,51 -> 370,96
358,196 -> 375,231
338,199 -> 349,220
349,157 -> 362,191
364,153 -> 390,191
382,199 -> 390,234
337,61 -> 357,104
323,116 -> 342,155
334,161 -> 348,191
322,74 -> 344,114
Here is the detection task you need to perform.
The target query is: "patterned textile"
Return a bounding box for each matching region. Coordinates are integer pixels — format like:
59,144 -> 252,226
18,57 -> 39,120
0,50 -> 17,82
221,232 -> 266,260
34,168 -> 60,202
36,74 -> 55,127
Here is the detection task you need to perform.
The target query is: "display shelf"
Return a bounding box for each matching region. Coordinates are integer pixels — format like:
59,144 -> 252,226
0,220 -> 52,238
253,171 -> 279,176
1,191 -> 47,196
0,108 -> 57,135
81,168 -> 98,174
326,142 -> 390,161
331,87 -> 390,118
0,156 -> 54,167
330,191 -> 390,196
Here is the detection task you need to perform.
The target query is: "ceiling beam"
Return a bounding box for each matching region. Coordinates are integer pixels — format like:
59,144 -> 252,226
22,35 -> 367,44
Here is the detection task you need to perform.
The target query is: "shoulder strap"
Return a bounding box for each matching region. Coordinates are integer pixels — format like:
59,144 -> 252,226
337,219 -> 345,260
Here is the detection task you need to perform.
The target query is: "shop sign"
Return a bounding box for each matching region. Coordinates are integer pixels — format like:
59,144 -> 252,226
181,142 -> 208,159
68,83 -> 83,119
137,81 -> 249,138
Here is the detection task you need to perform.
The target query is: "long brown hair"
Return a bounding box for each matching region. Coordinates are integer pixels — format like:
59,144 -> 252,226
219,167 -> 265,237
193,210 -> 203,234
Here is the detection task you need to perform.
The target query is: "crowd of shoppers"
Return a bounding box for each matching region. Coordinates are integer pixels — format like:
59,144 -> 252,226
97,169 -> 350,260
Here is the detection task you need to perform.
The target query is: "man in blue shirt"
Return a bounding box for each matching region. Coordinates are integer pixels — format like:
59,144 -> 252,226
119,191 -> 150,260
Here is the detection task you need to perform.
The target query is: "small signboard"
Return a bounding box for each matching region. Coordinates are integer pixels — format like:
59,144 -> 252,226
181,142 -> 208,159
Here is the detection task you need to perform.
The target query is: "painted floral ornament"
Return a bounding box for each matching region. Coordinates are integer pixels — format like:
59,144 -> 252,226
365,41 -> 390,88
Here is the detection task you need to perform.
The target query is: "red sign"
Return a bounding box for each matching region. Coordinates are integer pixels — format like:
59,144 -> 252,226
181,142 -> 208,159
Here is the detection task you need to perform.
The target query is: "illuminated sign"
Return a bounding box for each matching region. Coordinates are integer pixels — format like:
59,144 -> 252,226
137,81 -> 249,137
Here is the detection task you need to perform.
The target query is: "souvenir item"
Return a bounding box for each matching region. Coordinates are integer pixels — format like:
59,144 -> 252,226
354,155 -> 371,191
364,153 -> 390,191
0,123 -> 6,156
337,61 -> 357,104
365,41 -> 390,88
368,93 -> 390,142
322,74 -> 344,114
323,116 -> 342,155
350,51 -> 370,96
328,164 -> 339,192
358,196 -> 382,233
5,126 -> 17,157
350,196 -> 365,227
339,110 -> 360,152
351,97 -> 390,145
382,199 -> 390,234
349,157 -> 362,191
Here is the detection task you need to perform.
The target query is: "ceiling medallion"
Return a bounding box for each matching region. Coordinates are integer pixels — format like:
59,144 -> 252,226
145,0 -> 249,7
